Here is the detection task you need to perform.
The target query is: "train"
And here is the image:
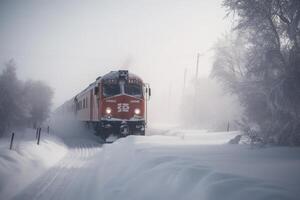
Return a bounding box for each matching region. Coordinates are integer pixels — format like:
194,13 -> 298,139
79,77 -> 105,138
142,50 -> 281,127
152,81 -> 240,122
57,70 -> 151,141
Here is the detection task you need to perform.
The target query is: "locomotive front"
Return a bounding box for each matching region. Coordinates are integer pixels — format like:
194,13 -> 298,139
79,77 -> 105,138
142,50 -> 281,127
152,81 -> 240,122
99,70 -> 150,139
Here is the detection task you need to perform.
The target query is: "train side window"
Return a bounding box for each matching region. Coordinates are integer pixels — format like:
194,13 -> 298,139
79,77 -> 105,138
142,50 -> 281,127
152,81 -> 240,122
94,86 -> 99,95
83,99 -> 86,109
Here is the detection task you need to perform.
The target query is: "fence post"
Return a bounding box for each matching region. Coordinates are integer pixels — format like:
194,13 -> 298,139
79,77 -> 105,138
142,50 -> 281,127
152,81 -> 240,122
47,126 -> 49,134
227,121 -> 230,132
9,132 -> 15,150
36,128 -> 39,139
37,128 -> 41,145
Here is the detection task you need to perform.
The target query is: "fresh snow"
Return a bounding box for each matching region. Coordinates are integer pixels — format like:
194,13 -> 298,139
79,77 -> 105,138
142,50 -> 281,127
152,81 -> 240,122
0,129 -> 67,199
1,127 -> 300,200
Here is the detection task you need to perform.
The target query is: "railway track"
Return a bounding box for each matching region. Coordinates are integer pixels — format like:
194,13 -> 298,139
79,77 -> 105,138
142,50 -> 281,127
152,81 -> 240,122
12,138 -> 103,200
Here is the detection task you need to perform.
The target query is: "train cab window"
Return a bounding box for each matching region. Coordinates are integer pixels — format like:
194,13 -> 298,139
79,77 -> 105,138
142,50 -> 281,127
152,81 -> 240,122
125,83 -> 142,96
103,83 -> 121,97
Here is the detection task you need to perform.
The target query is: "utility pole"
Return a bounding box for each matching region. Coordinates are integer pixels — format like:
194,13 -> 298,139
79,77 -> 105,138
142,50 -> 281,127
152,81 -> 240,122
182,68 -> 187,98
167,83 -> 172,116
194,53 -> 201,124
194,53 -> 201,98
195,53 -> 200,82
192,48 -> 213,125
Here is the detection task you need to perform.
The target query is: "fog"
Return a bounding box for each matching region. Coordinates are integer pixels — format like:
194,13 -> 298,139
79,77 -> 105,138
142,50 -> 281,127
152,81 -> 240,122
0,0 -> 238,127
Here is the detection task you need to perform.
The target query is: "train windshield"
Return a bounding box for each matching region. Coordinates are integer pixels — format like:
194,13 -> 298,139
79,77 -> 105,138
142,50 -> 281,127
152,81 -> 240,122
103,83 -> 121,97
124,83 -> 142,96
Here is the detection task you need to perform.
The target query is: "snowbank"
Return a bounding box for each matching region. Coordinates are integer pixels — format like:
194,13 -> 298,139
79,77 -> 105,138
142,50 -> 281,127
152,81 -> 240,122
148,127 -> 241,144
0,129 -> 67,199
94,134 -> 299,200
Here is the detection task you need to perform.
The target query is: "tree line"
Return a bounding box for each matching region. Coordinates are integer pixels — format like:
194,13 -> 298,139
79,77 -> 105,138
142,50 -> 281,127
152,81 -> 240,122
0,60 -> 53,137
212,0 -> 300,145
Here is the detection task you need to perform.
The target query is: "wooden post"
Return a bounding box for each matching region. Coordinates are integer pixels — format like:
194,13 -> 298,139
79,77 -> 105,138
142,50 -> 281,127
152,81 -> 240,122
47,126 -> 49,134
36,128 -> 39,139
227,121 -> 230,132
37,128 -> 41,145
9,132 -> 15,150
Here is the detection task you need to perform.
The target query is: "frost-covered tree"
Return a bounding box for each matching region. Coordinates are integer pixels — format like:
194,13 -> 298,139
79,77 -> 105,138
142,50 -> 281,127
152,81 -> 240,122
0,60 -> 54,136
0,60 -> 25,136
24,80 -> 53,128
212,0 -> 300,145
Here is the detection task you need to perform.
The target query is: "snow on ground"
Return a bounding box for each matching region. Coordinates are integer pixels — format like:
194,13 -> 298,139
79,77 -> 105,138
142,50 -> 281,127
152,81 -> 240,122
2,127 -> 300,200
153,128 -> 241,144
0,129 -> 67,199
96,134 -> 300,200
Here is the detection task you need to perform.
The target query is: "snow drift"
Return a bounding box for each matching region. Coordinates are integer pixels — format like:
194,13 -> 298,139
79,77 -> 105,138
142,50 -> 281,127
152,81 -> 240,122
93,135 -> 298,200
0,129 -> 67,199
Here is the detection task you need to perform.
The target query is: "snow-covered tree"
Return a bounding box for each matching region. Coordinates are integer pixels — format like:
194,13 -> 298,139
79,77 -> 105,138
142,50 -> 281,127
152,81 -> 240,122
23,80 -> 53,129
0,60 -> 25,136
212,0 -> 300,145
0,60 -> 54,136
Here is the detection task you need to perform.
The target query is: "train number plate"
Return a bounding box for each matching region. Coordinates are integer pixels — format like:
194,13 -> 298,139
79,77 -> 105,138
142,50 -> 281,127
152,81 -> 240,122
117,103 -> 129,112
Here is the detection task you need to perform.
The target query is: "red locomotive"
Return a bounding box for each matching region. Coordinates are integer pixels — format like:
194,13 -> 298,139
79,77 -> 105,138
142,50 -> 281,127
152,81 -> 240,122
57,70 -> 151,141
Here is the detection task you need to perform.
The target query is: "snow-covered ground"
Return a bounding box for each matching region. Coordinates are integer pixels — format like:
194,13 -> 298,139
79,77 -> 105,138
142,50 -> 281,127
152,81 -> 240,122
0,129 -> 67,200
1,127 -> 300,200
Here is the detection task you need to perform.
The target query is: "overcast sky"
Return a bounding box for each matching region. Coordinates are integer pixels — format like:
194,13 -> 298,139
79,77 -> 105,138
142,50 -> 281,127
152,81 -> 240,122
0,0 -> 231,123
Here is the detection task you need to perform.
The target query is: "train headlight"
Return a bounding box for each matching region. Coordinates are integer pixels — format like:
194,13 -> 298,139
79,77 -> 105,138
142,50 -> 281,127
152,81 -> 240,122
105,107 -> 112,114
134,108 -> 141,115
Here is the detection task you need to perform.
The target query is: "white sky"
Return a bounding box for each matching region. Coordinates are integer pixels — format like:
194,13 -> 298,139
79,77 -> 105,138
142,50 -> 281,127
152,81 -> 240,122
0,0 -> 231,123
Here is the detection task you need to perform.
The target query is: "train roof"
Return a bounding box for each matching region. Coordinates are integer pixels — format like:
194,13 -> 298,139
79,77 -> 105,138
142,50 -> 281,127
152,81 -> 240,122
101,70 -> 143,82
75,70 -> 142,97
75,81 -> 96,98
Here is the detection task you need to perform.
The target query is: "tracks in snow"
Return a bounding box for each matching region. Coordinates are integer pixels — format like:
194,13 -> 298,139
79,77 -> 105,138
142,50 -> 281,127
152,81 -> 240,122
12,138 -> 103,200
